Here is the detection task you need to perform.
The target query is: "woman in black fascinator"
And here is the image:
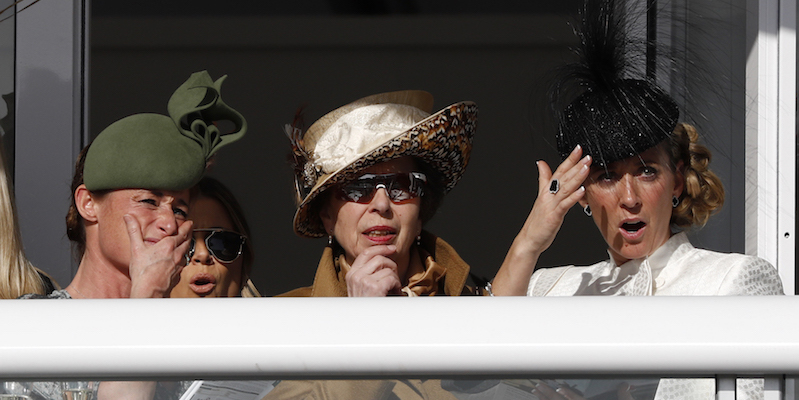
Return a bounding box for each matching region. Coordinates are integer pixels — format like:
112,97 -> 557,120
492,0 -> 782,395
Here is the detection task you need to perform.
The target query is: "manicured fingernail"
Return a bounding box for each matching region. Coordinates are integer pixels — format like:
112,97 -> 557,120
579,185 -> 585,192
582,154 -> 591,164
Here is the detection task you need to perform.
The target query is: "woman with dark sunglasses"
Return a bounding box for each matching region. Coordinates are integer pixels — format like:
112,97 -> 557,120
170,177 -> 259,298
280,90 -> 478,298
262,91 -> 478,399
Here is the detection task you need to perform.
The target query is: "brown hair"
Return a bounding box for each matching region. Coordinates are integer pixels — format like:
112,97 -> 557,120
65,145 -> 97,259
667,122 -> 725,228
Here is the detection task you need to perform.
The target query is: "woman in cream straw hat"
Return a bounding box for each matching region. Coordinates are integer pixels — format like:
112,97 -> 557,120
263,90 -> 477,399
280,90 -> 478,298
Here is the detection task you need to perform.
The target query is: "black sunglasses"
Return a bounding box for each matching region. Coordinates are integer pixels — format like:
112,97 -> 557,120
335,172 -> 427,204
187,229 -> 247,263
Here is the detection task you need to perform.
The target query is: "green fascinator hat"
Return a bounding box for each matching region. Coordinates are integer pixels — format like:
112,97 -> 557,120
83,71 -> 247,191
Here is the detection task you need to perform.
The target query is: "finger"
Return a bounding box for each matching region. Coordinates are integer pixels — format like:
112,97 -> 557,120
359,244 -> 397,258
177,219 -> 193,244
350,256 -> 399,282
346,266 -> 401,297
552,144 -> 583,176
174,220 -> 193,261
123,215 -> 144,253
350,246 -> 398,272
558,154 -> 592,189
537,160 -> 554,194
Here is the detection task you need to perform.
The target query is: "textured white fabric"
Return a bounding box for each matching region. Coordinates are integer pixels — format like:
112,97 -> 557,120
528,232 -> 784,296
527,232 -> 783,400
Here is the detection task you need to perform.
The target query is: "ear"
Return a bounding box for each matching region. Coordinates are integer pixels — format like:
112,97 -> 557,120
673,160 -> 685,198
75,184 -> 99,222
319,202 -> 336,236
577,189 -> 591,209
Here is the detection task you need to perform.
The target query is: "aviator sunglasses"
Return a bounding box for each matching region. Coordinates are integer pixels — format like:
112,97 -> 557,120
335,172 -> 427,204
186,229 -> 247,263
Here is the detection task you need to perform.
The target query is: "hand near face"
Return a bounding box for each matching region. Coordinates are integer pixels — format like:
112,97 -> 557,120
524,145 -> 592,255
126,214 -> 193,298
492,145 -> 591,295
345,245 -> 402,297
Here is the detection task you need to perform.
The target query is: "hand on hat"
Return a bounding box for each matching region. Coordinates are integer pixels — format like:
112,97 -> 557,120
492,145 -> 591,296
125,214 -> 193,298
525,145 -> 591,255
345,245 -> 402,297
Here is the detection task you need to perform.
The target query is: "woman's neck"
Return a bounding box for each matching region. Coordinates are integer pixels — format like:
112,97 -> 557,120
66,250 -> 132,299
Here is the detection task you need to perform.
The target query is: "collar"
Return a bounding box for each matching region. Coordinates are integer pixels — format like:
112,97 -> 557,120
589,231 -> 692,295
307,230 -> 470,297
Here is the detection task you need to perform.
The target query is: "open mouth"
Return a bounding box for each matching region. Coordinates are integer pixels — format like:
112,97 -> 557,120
621,221 -> 646,233
189,273 -> 217,296
363,226 -> 397,244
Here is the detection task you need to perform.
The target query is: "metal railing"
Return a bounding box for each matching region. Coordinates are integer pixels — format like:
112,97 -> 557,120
2,296 -> 798,398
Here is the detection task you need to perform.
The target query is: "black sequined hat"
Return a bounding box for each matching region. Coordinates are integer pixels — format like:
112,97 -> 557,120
553,0 -> 679,167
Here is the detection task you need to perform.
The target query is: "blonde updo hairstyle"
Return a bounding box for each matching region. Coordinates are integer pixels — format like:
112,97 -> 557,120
667,122 -> 725,228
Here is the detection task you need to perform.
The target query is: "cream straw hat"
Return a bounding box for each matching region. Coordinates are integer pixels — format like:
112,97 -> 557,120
287,90 -> 477,237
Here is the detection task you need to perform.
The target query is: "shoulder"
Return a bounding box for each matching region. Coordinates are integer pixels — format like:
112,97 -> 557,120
677,246 -> 784,295
528,261 -> 607,296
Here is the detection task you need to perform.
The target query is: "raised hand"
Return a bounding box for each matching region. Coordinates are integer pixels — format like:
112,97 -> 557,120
126,215 -> 193,298
345,245 -> 402,297
492,145 -> 592,295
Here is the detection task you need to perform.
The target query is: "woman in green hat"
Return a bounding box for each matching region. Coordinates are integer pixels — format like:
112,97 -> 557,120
17,71 -> 245,400
54,71 -> 246,301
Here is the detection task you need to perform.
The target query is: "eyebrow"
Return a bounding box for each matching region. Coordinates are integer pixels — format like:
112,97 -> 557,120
148,190 -> 190,209
173,198 -> 190,209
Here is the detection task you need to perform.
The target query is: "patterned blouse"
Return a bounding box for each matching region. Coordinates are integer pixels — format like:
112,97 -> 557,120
528,232 -> 784,296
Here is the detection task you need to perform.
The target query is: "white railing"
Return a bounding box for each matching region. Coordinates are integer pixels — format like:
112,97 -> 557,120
2,296 -> 798,382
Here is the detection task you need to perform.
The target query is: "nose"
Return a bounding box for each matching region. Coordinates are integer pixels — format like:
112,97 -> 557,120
619,174 -> 641,209
368,184 -> 393,215
155,205 -> 179,236
191,235 -> 214,265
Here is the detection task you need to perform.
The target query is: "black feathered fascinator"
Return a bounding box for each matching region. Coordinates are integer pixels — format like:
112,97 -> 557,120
552,0 -> 679,167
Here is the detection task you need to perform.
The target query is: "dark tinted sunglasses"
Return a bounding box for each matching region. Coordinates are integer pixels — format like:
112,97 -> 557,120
336,172 -> 427,204
187,229 -> 247,263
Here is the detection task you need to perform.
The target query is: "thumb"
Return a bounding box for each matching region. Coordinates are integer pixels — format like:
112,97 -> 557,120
537,160 -> 553,193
